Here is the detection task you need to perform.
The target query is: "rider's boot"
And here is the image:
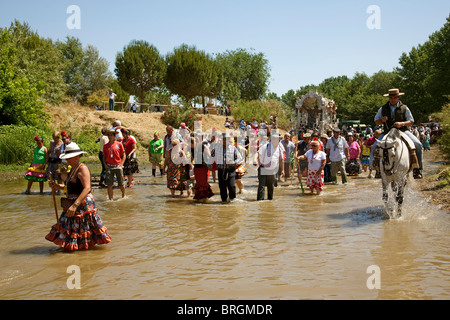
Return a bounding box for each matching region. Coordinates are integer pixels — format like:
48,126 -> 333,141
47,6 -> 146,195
413,168 -> 423,179
409,151 -> 419,170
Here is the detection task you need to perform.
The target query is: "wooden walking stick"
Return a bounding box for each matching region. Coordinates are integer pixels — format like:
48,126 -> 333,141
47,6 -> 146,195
295,157 -> 305,194
49,173 -> 59,221
289,152 -> 295,186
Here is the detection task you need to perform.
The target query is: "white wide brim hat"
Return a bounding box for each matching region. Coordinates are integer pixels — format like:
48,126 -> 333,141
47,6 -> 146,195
59,142 -> 87,159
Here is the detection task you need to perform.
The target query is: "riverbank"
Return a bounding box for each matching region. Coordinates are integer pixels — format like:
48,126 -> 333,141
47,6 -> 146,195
415,149 -> 450,212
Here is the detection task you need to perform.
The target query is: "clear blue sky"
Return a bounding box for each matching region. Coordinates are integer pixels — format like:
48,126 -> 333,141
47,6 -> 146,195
1,0 -> 449,96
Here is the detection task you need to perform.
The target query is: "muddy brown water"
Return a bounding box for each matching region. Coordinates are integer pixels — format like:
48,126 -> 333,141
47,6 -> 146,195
0,151 -> 449,300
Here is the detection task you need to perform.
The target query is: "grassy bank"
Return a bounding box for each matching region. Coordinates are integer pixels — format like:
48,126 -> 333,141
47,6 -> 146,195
0,103 -> 232,181
417,163 -> 450,212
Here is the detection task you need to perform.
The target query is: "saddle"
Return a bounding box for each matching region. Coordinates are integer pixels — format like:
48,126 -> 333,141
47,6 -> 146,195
397,132 -> 420,172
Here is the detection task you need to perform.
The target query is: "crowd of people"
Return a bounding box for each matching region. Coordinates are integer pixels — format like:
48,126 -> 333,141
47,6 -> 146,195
23,88 -> 431,251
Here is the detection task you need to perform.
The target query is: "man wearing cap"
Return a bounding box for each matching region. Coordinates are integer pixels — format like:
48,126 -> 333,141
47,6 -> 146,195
103,129 -> 126,200
109,120 -> 124,142
373,88 -> 423,179
326,127 -> 350,184
279,133 -> 295,183
295,132 -> 311,185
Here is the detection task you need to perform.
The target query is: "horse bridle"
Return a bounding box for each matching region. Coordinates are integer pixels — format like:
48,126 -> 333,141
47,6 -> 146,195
379,141 -> 403,176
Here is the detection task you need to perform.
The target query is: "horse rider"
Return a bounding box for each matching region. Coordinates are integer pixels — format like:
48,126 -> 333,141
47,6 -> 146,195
372,88 -> 423,179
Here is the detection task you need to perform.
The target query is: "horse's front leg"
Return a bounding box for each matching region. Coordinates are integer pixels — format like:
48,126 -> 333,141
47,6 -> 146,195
395,179 -> 407,218
382,179 -> 390,218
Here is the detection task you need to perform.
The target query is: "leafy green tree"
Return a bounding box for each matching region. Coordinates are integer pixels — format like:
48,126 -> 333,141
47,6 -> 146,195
165,44 -> 221,106
221,82 -> 241,103
201,59 -> 225,105
3,20 -> 66,104
398,15 -> 450,121
144,87 -> 172,106
216,48 -> 271,102
56,36 -> 84,99
280,89 -> 297,111
57,37 -> 113,105
366,70 -> 398,95
115,40 -> 166,105
0,29 -> 47,126
109,79 -> 130,106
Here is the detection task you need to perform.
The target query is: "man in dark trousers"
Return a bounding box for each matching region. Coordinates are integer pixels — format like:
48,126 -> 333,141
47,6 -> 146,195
254,131 -> 285,201
212,133 -> 242,203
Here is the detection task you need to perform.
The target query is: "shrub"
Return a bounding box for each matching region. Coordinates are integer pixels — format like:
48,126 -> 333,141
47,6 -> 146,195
0,125 -> 52,165
161,105 -> 202,129
437,103 -> 450,158
230,100 -> 292,131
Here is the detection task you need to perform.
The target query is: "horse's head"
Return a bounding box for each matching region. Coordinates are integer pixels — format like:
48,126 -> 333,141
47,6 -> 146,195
377,137 -> 400,176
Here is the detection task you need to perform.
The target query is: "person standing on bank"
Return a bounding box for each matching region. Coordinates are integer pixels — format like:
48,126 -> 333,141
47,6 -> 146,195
326,127 -> 350,185
103,129 -> 126,200
212,133 -> 242,203
255,132 -> 285,201
45,143 -> 111,251
107,89 -> 117,111
372,88 -> 423,179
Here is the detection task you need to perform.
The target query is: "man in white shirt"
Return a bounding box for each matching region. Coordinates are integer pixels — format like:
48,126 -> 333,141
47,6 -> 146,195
326,127 -> 349,184
255,131 -> 284,200
107,89 -> 117,111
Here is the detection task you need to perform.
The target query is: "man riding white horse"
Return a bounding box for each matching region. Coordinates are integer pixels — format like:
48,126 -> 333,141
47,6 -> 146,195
372,88 -> 423,179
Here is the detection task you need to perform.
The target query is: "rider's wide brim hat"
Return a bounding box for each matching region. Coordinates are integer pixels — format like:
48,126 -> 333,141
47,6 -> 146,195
383,88 -> 405,97
60,142 -> 87,159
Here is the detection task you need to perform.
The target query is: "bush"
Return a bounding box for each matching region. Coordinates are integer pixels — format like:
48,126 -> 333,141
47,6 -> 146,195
161,105 -> 202,129
71,124 -> 101,156
0,125 -> 52,165
437,103 -> 450,158
230,100 -> 292,131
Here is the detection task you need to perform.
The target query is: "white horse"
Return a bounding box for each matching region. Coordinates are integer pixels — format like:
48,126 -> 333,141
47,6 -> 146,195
376,128 -> 411,218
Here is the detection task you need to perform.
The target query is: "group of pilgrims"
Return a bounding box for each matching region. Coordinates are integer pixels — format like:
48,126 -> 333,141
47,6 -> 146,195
22,88 -> 427,251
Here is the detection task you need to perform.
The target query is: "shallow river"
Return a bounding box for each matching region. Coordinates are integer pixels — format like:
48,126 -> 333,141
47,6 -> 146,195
0,151 -> 449,300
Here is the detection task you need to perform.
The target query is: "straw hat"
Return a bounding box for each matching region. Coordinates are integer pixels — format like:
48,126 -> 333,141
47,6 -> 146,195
59,142 -> 86,159
383,88 -> 405,97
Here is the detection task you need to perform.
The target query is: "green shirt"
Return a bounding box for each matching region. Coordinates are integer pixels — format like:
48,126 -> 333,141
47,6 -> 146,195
149,138 -> 164,154
33,147 -> 46,165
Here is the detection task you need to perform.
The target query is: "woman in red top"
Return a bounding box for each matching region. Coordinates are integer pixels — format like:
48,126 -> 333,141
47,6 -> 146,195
122,129 -> 140,189
103,129 -> 126,200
